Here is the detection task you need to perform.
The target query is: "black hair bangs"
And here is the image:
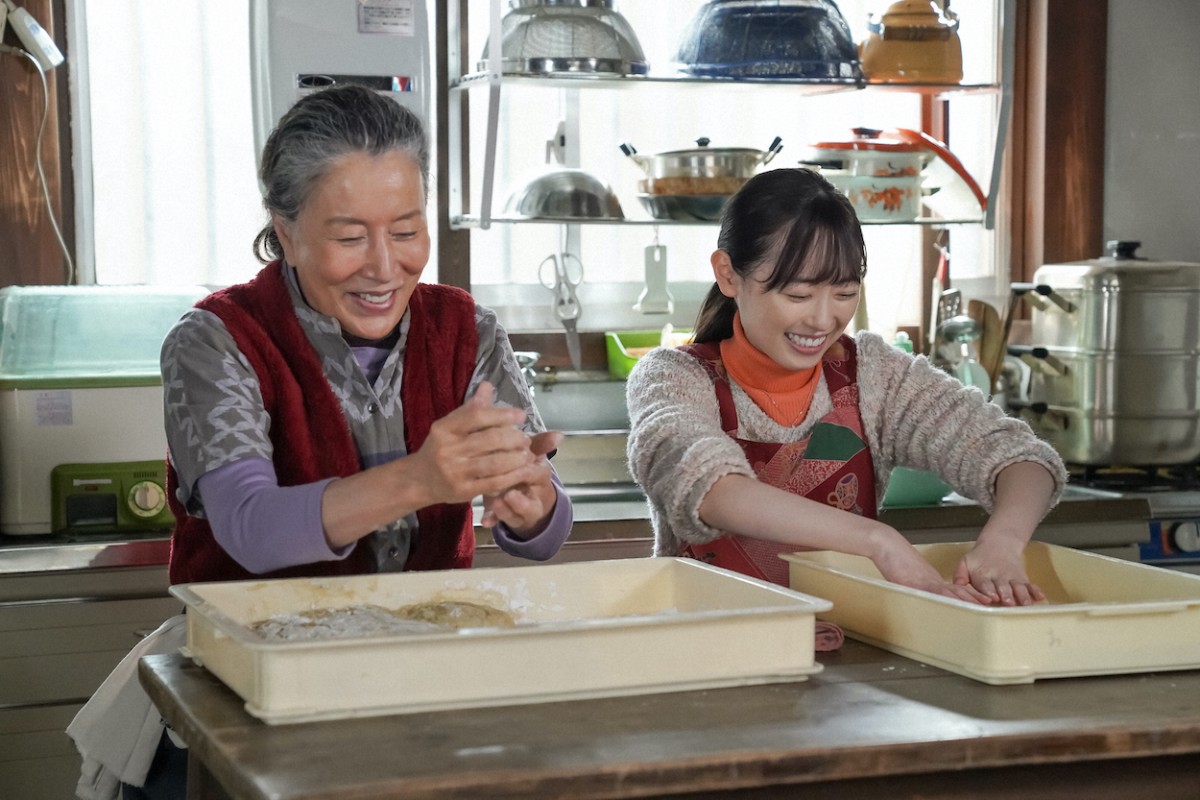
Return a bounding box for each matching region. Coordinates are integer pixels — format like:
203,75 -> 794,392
761,191 -> 867,290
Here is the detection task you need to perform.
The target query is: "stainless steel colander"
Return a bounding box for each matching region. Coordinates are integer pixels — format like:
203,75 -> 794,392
478,0 -> 649,77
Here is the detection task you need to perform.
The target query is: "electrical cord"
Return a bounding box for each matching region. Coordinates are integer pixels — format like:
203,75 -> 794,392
1,41 -> 76,284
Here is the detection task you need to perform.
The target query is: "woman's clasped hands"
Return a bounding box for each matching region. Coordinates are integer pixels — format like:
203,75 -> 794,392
413,381 -> 562,536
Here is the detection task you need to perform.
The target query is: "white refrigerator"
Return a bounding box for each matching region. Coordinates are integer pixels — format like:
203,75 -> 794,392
248,0 -> 432,157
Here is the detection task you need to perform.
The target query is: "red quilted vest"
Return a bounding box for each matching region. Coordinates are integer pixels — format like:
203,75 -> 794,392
166,263 -> 479,585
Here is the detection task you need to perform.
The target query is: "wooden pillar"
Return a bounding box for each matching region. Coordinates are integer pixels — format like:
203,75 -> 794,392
0,0 -> 71,287
1011,0 -> 1108,282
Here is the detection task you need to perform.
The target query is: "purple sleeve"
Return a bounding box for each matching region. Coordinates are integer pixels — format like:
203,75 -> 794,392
490,471 -> 573,561
195,458 -> 352,574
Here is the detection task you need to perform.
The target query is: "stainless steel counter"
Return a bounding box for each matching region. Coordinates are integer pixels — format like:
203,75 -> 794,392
0,486 -> 1154,576
0,531 -> 172,575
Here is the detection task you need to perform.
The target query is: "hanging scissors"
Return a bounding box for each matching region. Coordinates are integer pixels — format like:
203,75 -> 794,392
538,250 -> 584,371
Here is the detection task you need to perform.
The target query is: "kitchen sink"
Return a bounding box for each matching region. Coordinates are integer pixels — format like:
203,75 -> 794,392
532,375 -> 629,432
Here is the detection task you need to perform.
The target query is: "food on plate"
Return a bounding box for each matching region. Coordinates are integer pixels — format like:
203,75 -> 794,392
638,176 -> 746,196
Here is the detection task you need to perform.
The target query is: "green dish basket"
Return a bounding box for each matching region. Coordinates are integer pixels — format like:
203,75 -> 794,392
609,331 -> 696,381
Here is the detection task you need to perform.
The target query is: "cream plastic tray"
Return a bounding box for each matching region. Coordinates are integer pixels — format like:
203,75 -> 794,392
784,542 -> 1200,685
171,557 -> 831,724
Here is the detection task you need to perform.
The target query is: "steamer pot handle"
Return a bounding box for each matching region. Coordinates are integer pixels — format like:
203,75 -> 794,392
1004,394 -> 1067,431
1007,345 -> 1068,377
1011,283 -> 1075,314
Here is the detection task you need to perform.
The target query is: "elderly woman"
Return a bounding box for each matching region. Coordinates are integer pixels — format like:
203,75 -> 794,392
68,84 -> 572,799
162,83 -> 571,582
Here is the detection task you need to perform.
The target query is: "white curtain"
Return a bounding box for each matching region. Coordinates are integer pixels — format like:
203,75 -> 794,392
81,0 -> 262,287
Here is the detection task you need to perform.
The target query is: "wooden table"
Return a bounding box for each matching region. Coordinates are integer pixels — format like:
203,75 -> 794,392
140,641 -> 1200,799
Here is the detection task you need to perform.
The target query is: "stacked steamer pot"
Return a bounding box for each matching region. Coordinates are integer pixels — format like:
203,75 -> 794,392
1010,241 -> 1200,467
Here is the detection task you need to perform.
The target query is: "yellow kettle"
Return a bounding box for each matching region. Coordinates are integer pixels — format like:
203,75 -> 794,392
859,0 -> 963,84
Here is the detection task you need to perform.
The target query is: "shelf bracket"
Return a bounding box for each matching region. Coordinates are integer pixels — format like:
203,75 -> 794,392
476,0 -> 505,230
985,0 -> 1016,231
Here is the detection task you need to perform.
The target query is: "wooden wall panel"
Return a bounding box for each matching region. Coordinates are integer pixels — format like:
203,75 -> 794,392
1012,0 -> 1108,282
0,0 -> 70,287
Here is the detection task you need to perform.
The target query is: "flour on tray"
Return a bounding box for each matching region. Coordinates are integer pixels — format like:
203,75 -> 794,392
249,600 -> 517,642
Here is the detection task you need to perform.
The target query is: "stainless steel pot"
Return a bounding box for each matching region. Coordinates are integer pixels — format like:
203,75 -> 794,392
619,136 -> 783,196
1008,241 -> 1200,466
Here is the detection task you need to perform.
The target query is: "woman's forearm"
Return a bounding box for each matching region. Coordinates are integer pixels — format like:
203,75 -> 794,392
698,473 -> 900,559
977,461 -> 1058,549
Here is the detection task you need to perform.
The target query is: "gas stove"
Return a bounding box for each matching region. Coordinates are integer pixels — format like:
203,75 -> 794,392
1066,465 -> 1200,573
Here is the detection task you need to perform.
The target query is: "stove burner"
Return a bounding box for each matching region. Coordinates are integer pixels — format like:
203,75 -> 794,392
1069,463 -> 1200,492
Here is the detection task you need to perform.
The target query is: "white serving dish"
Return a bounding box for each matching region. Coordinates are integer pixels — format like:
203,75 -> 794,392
172,557 -> 831,724
784,542 -> 1200,685
823,172 -> 921,221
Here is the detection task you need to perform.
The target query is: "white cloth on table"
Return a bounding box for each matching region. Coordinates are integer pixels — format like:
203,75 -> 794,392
66,614 -> 187,800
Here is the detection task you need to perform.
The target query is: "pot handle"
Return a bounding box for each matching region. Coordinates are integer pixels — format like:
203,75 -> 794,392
1011,282 -> 1075,314
762,136 -> 784,166
1007,345 -> 1068,377
618,142 -> 638,157
996,282 -> 1075,373
893,128 -> 987,212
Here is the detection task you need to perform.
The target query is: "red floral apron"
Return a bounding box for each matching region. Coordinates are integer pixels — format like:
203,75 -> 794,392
679,336 -> 878,587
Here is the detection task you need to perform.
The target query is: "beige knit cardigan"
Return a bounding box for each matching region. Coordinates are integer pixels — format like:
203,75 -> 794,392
624,330 -> 1068,557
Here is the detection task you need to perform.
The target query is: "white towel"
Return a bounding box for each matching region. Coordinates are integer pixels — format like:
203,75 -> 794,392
66,614 -> 188,800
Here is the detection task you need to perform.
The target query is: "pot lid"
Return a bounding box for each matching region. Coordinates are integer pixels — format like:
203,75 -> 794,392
621,136 -> 784,158
1041,241 -> 1200,273
811,127 -> 925,153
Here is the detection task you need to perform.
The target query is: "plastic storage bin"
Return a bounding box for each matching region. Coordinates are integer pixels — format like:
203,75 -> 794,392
172,557 -> 831,723
784,542 -> 1200,684
0,285 -> 208,387
0,285 -> 208,534
605,329 -> 692,380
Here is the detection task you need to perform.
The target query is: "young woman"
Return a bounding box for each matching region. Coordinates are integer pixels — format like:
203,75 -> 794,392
626,168 -> 1065,606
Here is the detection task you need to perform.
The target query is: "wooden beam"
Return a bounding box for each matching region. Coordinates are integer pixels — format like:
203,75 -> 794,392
1012,0 -> 1108,282
0,0 -> 70,287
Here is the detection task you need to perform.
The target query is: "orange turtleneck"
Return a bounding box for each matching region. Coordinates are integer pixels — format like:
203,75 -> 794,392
719,312 -> 822,426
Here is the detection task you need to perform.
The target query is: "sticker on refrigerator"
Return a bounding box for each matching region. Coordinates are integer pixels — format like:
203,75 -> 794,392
36,390 -> 73,426
358,0 -> 415,36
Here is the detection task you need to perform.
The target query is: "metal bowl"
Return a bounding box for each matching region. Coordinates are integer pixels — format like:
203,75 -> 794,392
480,0 -> 649,77
506,169 -> 625,220
637,193 -> 730,222
674,0 -> 863,82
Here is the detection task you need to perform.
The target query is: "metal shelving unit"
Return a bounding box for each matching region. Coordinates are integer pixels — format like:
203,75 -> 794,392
445,0 -> 1014,233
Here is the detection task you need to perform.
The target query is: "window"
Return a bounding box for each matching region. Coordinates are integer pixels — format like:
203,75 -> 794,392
69,0 -> 262,287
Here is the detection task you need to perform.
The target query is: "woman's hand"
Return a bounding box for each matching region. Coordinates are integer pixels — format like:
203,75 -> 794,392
480,429 -> 563,535
869,526 -> 993,604
408,381 -> 544,506
953,533 -> 1045,606
952,461 -> 1057,606
320,382 -> 556,548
